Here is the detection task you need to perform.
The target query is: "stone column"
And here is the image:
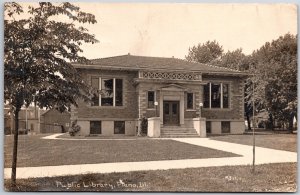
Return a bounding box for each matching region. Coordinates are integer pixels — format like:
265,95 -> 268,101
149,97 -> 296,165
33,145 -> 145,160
193,117 -> 206,137
180,93 -> 184,125
147,117 -> 161,137
159,90 -> 163,125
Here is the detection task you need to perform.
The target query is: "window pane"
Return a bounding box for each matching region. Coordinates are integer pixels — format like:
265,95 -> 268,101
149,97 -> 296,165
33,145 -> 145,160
164,103 -> 169,115
223,84 -> 229,108
187,93 -> 193,109
221,121 -> 230,133
91,77 -> 99,106
116,79 -> 123,106
148,91 -> 155,108
211,83 -> 221,108
90,121 -> 101,134
203,84 -> 209,108
101,79 -> 113,106
172,103 -> 177,114
114,121 -> 125,134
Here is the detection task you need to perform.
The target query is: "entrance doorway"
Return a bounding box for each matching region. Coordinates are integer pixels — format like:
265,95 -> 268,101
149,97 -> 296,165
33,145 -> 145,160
163,101 -> 180,125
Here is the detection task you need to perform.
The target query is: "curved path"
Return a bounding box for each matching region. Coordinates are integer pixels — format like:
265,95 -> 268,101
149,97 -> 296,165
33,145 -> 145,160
4,134 -> 297,179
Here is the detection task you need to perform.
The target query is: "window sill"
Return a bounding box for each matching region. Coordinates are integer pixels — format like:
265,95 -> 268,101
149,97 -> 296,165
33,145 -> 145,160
147,108 -> 156,110
88,134 -> 102,136
186,109 -> 196,111
88,106 -> 125,109
203,108 -> 232,111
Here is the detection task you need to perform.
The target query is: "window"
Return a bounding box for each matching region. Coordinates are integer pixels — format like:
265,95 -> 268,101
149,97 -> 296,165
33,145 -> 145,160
91,77 -> 99,106
206,121 -> 211,133
211,84 -> 221,108
90,121 -> 101,134
116,79 -> 123,106
221,121 -> 230,133
114,121 -> 125,134
172,103 -> 177,114
187,93 -> 194,109
223,84 -> 229,108
148,91 -> 155,108
164,103 -> 169,115
91,77 -> 123,107
203,83 -> 230,109
101,79 -> 114,106
203,84 -> 210,108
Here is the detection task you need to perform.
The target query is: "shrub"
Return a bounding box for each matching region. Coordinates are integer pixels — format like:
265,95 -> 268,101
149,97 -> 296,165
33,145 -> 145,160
69,120 -> 80,136
140,117 -> 148,135
4,127 -> 11,135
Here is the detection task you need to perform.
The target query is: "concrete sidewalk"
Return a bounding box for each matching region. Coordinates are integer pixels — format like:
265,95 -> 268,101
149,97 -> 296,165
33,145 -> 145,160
4,136 -> 297,179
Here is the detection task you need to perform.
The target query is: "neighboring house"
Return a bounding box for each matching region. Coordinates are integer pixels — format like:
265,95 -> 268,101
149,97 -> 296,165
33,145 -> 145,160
4,105 -> 44,134
71,54 -> 248,137
40,109 -> 71,133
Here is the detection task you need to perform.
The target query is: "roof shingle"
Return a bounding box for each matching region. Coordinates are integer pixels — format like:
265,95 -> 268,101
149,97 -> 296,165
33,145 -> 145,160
75,54 -> 245,74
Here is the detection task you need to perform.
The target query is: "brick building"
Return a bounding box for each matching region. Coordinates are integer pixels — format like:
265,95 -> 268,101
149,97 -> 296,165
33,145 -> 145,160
40,109 -> 71,133
71,54 -> 247,137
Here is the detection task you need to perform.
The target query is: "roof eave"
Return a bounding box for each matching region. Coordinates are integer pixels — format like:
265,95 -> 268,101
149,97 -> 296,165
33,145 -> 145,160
72,63 -> 249,77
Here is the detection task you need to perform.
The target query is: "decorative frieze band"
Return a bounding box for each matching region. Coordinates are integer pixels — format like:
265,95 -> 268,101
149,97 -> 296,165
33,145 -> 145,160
139,71 -> 202,81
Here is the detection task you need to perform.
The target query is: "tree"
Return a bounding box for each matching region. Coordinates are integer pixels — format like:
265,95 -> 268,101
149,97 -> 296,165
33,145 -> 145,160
211,48 -> 248,71
185,40 -> 223,63
245,33 -> 297,132
4,2 -> 98,186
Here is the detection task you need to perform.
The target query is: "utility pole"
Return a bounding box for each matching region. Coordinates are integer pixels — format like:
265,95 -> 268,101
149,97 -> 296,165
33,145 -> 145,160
25,107 -> 28,131
252,68 -> 256,173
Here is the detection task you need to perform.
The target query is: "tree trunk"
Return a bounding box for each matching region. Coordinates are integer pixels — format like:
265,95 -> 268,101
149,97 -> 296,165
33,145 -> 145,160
10,109 -> 14,135
11,108 -> 20,187
269,113 -> 274,130
288,113 -> 294,133
246,113 -> 251,131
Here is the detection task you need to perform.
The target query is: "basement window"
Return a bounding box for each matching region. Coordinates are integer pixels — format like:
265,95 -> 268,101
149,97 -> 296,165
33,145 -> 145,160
114,121 -> 125,134
90,121 -> 101,134
221,121 -> 230,133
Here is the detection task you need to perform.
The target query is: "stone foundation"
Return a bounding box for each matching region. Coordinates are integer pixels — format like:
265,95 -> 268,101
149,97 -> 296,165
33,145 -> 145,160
75,120 -> 137,136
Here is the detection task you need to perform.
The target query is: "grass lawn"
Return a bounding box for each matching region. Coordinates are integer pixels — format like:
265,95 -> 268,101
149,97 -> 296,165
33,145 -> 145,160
4,163 -> 296,192
4,134 -> 239,168
209,133 -> 297,152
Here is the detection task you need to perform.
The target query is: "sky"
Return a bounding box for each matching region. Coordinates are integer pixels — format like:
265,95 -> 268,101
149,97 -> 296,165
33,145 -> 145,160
15,3 -> 298,59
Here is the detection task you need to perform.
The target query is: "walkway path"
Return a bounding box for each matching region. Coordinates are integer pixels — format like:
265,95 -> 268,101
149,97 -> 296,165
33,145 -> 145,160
4,135 -> 297,179
42,133 -> 139,140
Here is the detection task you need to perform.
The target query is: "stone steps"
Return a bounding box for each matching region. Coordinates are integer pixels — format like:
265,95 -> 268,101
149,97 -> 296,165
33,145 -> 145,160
161,126 -> 199,138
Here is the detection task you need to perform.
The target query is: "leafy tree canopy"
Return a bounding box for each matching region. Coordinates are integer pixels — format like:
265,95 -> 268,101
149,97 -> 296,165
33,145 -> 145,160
185,40 -> 223,64
211,48 -> 248,71
245,33 -> 297,128
5,2 -> 99,185
4,2 -> 99,113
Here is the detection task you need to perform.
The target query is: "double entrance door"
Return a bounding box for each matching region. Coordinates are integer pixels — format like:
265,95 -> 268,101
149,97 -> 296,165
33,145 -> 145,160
163,101 -> 179,125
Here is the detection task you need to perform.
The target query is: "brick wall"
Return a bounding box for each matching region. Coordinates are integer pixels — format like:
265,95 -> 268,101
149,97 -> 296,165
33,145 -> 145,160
72,69 -> 245,123
201,75 -> 245,120
74,69 -> 139,120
